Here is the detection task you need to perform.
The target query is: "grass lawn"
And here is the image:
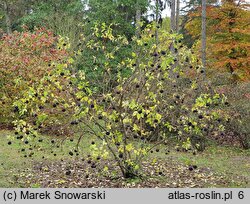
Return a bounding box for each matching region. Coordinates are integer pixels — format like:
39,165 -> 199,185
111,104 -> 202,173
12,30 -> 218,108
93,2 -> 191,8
0,129 -> 91,187
0,130 -> 249,187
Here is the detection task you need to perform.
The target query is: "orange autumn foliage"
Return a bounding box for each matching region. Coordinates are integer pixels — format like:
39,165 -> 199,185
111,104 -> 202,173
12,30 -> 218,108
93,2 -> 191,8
185,0 -> 250,81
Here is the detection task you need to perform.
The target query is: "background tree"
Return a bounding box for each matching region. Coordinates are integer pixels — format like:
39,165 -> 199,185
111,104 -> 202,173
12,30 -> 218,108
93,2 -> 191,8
176,0 -> 180,32
185,0 -> 250,80
19,0 -> 84,47
170,0 -> 176,32
1,0 -> 11,34
0,0 -> 31,33
208,0 -> 250,80
201,0 -> 206,73
84,0 -> 149,39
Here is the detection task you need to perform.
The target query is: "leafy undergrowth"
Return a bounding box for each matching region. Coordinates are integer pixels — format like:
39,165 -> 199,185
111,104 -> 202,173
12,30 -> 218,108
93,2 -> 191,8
0,130 -> 249,188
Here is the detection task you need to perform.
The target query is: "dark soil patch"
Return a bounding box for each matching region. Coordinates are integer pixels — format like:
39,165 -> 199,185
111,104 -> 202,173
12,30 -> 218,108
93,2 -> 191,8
13,158 -> 242,188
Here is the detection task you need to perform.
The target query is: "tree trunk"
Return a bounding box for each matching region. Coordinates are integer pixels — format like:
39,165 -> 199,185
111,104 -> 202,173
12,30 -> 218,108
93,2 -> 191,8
135,0 -> 142,77
3,1 -> 11,34
155,0 -> 160,45
135,0 -> 141,38
201,0 -> 206,75
170,0 -> 176,32
176,0 -> 180,33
